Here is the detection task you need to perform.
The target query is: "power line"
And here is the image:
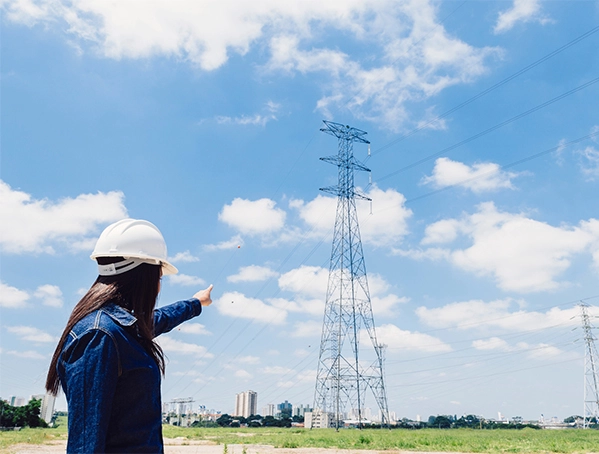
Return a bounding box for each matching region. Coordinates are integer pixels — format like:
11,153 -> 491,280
178,123 -> 598,404
375,77 -> 599,184
344,1 -> 468,110
176,26 -> 599,406
368,24 -> 599,158
402,129 -> 599,205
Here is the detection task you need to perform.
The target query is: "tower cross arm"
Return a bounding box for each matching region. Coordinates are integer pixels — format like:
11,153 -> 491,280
320,156 -> 342,166
354,192 -> 372,202
351,159 -> 371,173
320,120 -> 370,144
320,156 -> 371,174
320,185 -> 341,197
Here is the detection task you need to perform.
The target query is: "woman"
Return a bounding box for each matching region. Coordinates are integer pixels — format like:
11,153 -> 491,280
46,219 -> 212,453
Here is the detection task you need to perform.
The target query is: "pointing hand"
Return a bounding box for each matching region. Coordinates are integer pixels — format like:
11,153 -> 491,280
194,284 -> 214,307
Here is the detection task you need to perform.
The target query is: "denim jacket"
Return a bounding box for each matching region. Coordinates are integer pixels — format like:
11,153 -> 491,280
58,298 -> 203,453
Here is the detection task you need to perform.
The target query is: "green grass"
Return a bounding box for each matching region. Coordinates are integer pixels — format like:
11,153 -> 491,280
2,423 -> 598,453
0,416 -> 67,451
162,426 -> 599,453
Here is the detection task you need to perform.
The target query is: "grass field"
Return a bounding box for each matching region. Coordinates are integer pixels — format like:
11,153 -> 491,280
0,417 -> 67,450
162,426 -> 599,453
1,423 -> 598,453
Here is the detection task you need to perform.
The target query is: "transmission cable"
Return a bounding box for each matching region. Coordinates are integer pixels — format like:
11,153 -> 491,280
368,24 -> 599,158
373,76 -> 599,185
400,129 -> 599,205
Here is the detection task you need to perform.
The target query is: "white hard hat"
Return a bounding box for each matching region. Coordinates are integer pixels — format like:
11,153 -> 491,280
91,219 -> 178,276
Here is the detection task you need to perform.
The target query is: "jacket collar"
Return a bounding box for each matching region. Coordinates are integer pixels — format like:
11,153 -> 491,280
101,303 -> 137,327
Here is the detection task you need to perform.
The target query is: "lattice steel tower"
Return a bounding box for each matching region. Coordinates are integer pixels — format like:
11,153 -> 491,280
579,302 -> 599,428
313,120 -> 389,429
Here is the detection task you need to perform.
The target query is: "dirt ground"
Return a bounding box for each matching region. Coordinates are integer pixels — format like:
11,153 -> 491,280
3,438 -> 461,454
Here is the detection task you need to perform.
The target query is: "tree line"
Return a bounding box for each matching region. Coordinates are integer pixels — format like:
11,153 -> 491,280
0,398 -> 47,428
205,413 -> 304,428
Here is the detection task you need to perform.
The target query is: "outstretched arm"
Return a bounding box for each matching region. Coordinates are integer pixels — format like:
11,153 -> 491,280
153,285 -> 213,337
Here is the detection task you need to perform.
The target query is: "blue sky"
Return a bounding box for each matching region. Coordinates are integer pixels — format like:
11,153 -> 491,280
1,0 -> 599,421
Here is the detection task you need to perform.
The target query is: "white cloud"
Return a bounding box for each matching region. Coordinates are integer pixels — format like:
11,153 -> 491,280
578,145 -> 599,180
421,219 -> 461,245
216,114 -> 273,127
292,185 -> 412,247
6,326 -> 56,343
5,350 -> 47,360
375,324 -> 452,353
294,348 -> 311,358
215,101 -> 280,127
167,273 -> 206,287
290,320 -> 322,338
157,335 -> 213,358
219,198 -> 286,236
227,265 -> 278,283
371,294 -> 409,317
472,337 -> 566,360
269,297 -> 323,317
1,1 -> 499,130
0,282 -> 30,308
204,235 -> 244,251
235,369 -> 252,379
215,291 -> 287,324
267,3 -> 500,131
472,337 -> 511,351
168,250 -> 200,263
359,186 -> 413,247
276,265 -> 406,317
283,369 -> 316,385
288,195 -> 336,237
176,323 -> 211,335
494,0 -> 549,34
521,342 -> 564,360
418,202 -> 599,293
422,157 -> 520,193
392,247 -> 451,261
237,355 -> 261,365
278,266 -> 328,299
416,299 -> 593,332
34,284 -> 63,308
263,366 -> 293,375
0,180 -> 127,254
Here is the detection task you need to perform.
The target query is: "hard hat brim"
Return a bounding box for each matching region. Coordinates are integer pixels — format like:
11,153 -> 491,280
90,252 -> 178,275
161,260 -> 178,275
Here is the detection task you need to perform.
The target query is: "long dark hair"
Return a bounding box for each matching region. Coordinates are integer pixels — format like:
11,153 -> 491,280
45,257 -> 164,395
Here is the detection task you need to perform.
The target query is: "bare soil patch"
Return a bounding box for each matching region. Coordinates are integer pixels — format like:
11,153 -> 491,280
2,438 -> 461,454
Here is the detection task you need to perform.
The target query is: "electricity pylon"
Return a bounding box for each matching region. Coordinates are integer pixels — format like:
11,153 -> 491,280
313,120 -> 389,430
579,302 -> 599,428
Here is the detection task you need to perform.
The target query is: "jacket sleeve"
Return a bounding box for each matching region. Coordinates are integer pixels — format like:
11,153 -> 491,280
153,298 -> 202,337
60,329 -> 119,454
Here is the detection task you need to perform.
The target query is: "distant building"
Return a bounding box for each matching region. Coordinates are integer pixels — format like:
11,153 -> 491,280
348,407 -> 373,421
10,396 -> 26,407
277,400 -> 292,418
234,390 -> 257,418
293,404 -> 312,418
262,403 -> 275,417
304,410 -> 334,429
40,393 -> 56,424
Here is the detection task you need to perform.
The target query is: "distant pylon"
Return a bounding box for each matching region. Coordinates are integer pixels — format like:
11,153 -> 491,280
313,120 -> 389,430
579,302 -> 599,428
